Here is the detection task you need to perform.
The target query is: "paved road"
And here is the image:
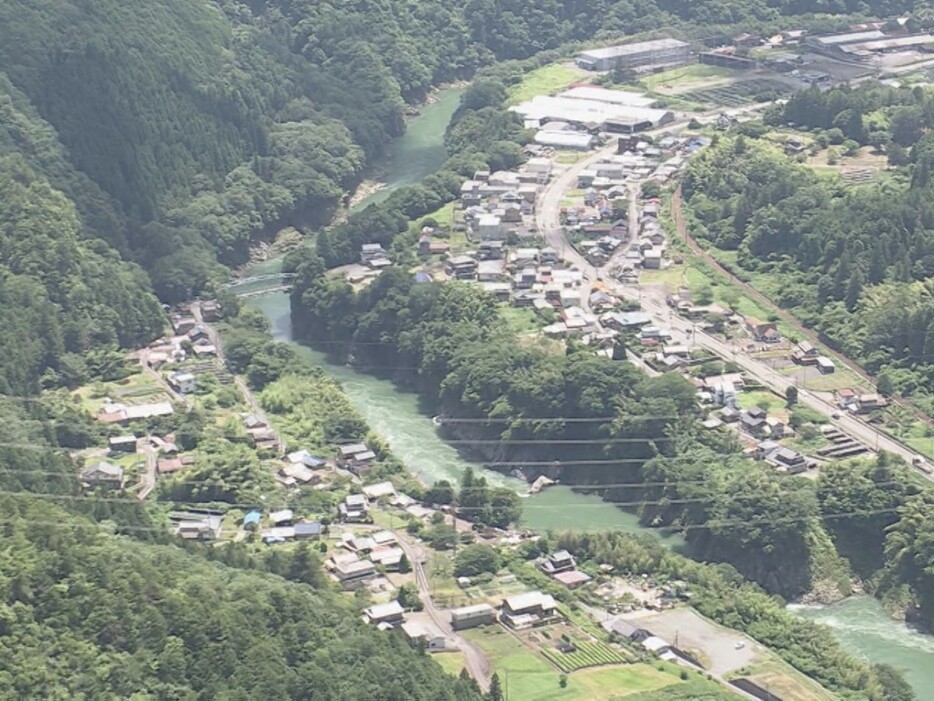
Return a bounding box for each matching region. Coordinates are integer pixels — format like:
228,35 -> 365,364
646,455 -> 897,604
395,534 -> 491,691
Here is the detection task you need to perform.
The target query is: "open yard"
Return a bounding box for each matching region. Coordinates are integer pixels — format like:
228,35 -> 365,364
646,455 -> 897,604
72,370 -> 170,415
736,389 -> 785,413
739,661 -> 837,701
507,63 -> 586,104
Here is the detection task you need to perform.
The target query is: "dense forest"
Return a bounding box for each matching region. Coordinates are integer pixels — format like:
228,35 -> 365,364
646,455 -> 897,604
683,85 -> 934,406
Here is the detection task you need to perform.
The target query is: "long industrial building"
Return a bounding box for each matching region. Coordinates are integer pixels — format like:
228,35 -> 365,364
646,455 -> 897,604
512,94 -> 675,134
806,29 -> 934,61
577,38 -> 691,71
561,86 -> 660,108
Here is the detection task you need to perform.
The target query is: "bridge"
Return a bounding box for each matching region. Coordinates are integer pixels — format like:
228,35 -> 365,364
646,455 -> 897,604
225,273 -> 294,288
225,273 -> 294,298
236,285 -> 292,298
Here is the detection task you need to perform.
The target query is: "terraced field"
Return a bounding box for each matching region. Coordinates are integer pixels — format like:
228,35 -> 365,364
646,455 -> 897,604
542,641 -> 628,673
680,79 -> 791,107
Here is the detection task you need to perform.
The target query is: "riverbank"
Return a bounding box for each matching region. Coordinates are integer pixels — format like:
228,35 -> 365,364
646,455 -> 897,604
792,597 -> 934,695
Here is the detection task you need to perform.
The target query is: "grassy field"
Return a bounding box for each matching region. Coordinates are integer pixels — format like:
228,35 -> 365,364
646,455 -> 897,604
72,370 -> 169,415
737,389 -> 785,413
501,306 -> 545,335
638,64 -> 735,91
434,650 -> 468,677
742,661 -> 837,701
464,627 -> 681,701
507,63 -> 586,104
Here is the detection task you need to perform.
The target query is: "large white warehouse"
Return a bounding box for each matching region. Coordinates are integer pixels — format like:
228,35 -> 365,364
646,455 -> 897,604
512,95 -> 675,134
561,86 -> 660,109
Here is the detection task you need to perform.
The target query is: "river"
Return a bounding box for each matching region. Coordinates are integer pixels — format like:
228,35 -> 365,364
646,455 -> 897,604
792,598 -> 934,696
248,291 -> 681,543
352,87 -> 464,211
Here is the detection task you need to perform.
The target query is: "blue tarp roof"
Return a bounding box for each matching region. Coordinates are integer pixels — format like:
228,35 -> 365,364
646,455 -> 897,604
414,272 -> 432,283
243,510 -> 261,525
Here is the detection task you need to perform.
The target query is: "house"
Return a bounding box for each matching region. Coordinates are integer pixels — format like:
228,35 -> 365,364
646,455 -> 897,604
372,530 -> 398,546
176,516 -> 223,541
279,462 -> 319,485
370,546 -> 405,570
363,481 -> 397,501
478,240 -> 504,260
451,604 -> 498,630
445,255 -> 479,280
294,522 -> 323,539
365,601 -> 405,627
501,591 -> 560,629
816,356 -> 836,374
80,461 -> 125,490
604,311 -> 651,329
784,136 -> 806,154
243,511 -> 262,530
337,443 -> 377,473
345,535 -> 378,553
191,342 -> 217,357
739,409 -> 767,434
764,416 -> 786,438
243,414 -> 268,430
541,550 -> 576,575
745,317 -> 781,343
553,570 -> 592,589
835,388 -> 857,409
855,393 -> 887,414
108,435 -> 137,454
172,316 -> 197,335
287,450 -> 326,469
269,509 -> 294,526
168,371 -> 197,394
642,248 -> 663,269
758,442 -> 807,472
477,259 -> 506,282
187,324 -> 210,343
201,300 -> 222,321
332,558 -> 377,589
402,621 -> 446,651
360,243 -> 387,263
477,214 -> 502,240
606,619 -> 651,642
339,493 -> 370,522
157,458 -> 184,474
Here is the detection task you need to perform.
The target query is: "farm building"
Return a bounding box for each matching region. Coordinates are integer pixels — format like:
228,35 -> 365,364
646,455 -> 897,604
561,86 -> 659,108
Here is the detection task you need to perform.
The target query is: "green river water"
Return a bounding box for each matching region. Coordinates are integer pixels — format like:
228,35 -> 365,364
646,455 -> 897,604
243,85 -> 932,695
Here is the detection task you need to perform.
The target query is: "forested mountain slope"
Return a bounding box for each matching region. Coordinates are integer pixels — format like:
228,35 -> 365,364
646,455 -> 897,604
0,494 -> 484,700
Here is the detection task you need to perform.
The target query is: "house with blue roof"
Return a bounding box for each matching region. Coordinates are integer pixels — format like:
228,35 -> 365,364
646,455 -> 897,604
243,510 -> 262,530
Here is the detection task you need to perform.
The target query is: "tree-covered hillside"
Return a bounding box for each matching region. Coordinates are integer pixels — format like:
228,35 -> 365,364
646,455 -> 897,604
0,494 -> 484,700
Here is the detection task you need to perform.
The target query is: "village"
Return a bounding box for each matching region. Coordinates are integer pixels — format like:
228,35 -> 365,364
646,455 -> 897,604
60,24 -> 934,701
